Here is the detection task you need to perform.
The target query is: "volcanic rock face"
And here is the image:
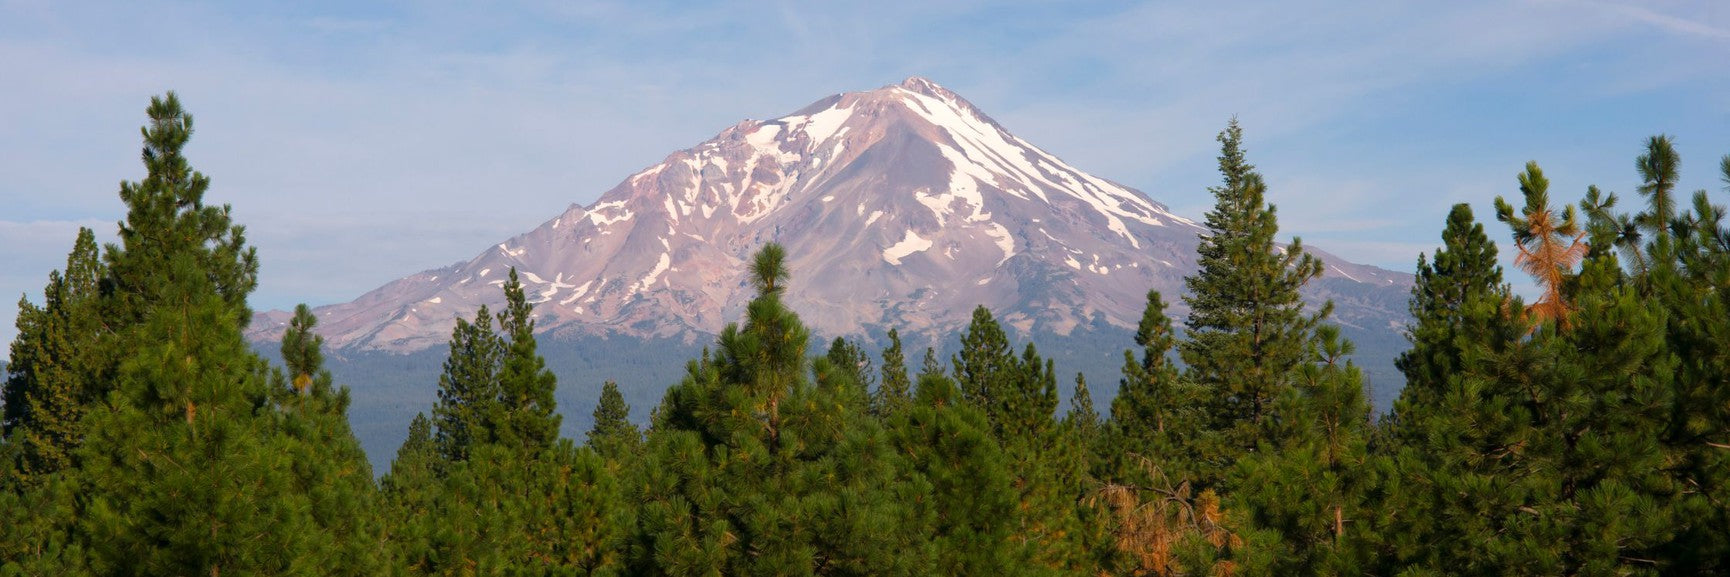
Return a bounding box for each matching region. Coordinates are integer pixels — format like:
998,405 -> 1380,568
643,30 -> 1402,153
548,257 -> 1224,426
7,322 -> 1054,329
249,77 -> 1410,352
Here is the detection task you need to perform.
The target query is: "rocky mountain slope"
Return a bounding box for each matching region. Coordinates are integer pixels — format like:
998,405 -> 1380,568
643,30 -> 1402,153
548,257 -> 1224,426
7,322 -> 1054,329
249,77 -> 1411,354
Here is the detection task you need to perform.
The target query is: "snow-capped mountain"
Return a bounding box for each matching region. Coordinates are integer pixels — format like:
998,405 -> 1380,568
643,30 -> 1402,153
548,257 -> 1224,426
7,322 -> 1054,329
249,77 -> 1411,352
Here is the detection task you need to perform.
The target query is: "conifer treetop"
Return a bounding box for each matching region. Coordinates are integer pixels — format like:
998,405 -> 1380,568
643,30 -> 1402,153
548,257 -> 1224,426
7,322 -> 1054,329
1496,161 -> 1587,326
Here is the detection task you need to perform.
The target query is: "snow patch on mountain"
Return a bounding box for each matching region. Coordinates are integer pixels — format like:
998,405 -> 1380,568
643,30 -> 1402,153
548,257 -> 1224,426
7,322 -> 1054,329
797,104 -> 854,145
883,230 -> 933,265
635,253 -> 672,293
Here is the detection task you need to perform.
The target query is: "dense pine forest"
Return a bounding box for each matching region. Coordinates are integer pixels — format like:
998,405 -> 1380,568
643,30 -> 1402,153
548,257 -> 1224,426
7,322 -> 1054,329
4,94 -> 1728,576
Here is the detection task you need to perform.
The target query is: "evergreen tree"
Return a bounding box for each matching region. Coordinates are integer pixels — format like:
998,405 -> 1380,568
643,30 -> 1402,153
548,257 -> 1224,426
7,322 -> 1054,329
1495,161 -> 1587,326
432,305 -> 504,464
2,228 -> 104,484
1062,372 -> 1099,442
1636,134 -> 1681,240
1380,203 -> 1526,571
279,305 -> 327,396
586,380 -> 641,462
947,307 -> 1059,441
0,459 -> 85,574
270,304 -> 384,576
384,413 -> 438,496
396,440 -> 631,576
824,336 -> 875,391
491,268 -> 561,455
943,308 -> 1091,573
100,95 -> 258,331
1179,119 -> 1326,479
1391,203 -> 1510,430
380,414 -> 439,570
1581,185 -> 1648,275
821,335 -> 874,410
636,243 -> 918,575
952,305 -> 1012,417
1644,154 -> 1730,571
919,346 -> 944,379
885,372 -> 1027,575
392,272 -> 630,575
1232,326 -> 1378,575
66,92 -> 348,575
1383,171 -> 1679,574
875,328 -> 912,417
1108,290 -> 1203,483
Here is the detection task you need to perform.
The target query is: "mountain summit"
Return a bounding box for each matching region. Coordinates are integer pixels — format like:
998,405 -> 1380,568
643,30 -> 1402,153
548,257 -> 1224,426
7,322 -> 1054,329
251,77 -> 1410,352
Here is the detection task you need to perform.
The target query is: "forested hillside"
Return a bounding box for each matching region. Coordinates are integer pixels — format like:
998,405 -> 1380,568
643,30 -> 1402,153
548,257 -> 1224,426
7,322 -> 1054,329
4,95 -> 1727,576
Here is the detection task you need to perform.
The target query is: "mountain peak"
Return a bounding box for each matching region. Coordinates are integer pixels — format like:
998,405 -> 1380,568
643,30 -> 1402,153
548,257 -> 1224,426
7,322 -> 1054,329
250,79 -> 1412,353
896,75 -> 946,96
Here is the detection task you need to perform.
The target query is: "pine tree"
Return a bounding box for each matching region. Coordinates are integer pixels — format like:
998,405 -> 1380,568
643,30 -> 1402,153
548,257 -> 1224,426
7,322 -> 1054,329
943,308 -> 1092,573
384,413 -> 438,495
1231,325 -> 1378,575
825,336 -> 875,391
398,439 -> 630,576
1383,168 -> 1680,575
822,335 -> 875,410
1532,249 -> 1675,575
952,305 -> 1012,418
0,459 -> 85,574
380,413 -> 439,570
885,372 -> 1026,575
1636,134 -> 1681,240
1063,372 -> 1099,442
393,272 -> 629,575
586,380 -> 641,462
1179,119 -> 1327,478
491,268 -> 561,455
716,242 -> 807,446
67,92 -> 345,575
919,346 -> 944,379
1391,203 -> 1510,430
1643,153 -> 1730,571
1109,289 -> 1203,483
875,328 -> 913,417
432,304 -> 504,464
270,304 -> 384,576
1582,185 -> 1648,275
1090,459 -> 1267,577
636,243 -> 918,575
1495,161 -> 1587,326
101,95 -> 258,331
2,228 -> 104,484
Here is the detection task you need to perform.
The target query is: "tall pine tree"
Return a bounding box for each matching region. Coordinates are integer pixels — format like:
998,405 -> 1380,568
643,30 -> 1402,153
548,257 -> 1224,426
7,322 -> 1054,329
1180,119 -> 1326,483
491,268 -> 561,455
432,304 -> 504,464
67,92 -> 366,575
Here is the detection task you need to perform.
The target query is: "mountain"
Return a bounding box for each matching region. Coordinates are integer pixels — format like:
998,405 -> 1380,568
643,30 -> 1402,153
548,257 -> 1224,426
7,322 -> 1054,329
249,77 -> 1411,355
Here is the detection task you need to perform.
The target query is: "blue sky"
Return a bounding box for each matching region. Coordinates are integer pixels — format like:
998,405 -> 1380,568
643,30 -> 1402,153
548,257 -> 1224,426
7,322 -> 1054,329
3,0 -> 1728,345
